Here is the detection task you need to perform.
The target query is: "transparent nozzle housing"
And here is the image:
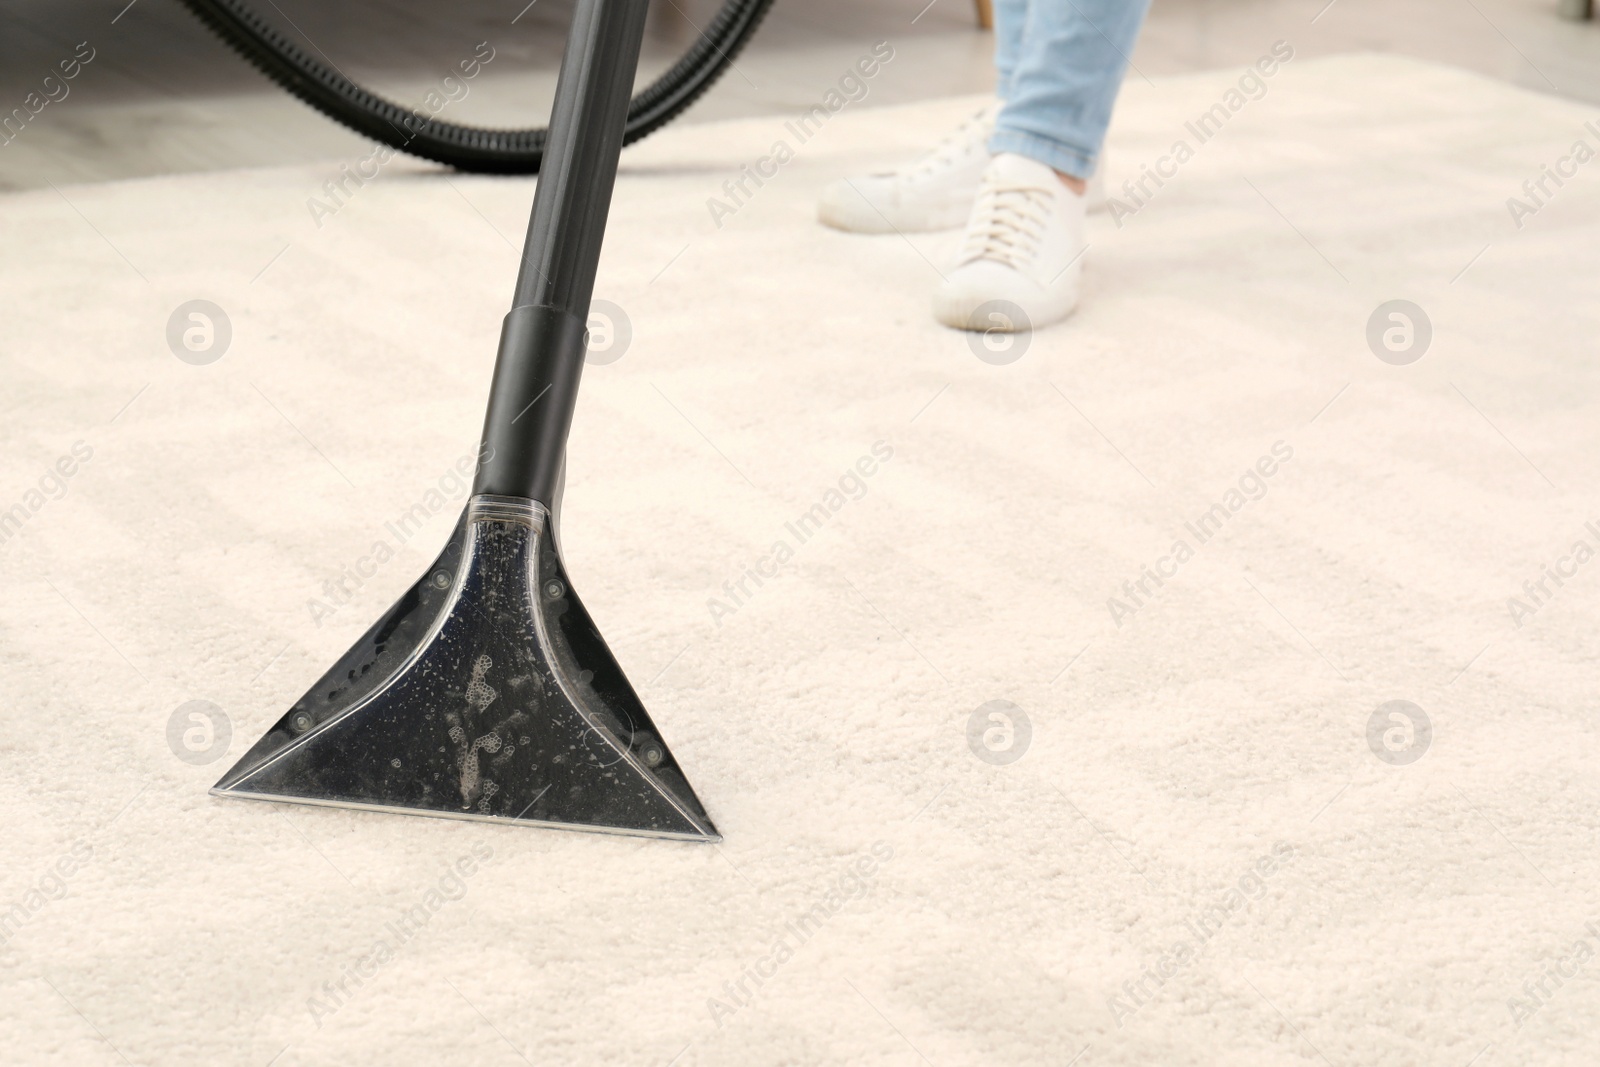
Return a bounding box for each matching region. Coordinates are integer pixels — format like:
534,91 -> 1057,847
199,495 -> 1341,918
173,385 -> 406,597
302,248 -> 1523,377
214,495 -> 718,841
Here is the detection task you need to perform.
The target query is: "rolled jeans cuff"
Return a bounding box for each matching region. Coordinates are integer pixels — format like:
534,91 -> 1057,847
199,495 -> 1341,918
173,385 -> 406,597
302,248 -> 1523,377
988,127 -> 1095,180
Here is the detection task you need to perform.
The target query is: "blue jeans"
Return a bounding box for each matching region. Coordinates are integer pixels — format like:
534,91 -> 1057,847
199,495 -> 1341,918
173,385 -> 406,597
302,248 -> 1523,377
991,0 -> 1151,179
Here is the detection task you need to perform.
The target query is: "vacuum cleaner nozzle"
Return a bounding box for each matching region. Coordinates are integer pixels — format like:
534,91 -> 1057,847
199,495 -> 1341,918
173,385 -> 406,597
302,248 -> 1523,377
212,496 -> 719,842
216,0 -> 718,841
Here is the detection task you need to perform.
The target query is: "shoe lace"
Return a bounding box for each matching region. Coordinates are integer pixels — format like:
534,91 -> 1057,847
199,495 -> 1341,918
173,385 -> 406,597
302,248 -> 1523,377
959,178 -> 1053,270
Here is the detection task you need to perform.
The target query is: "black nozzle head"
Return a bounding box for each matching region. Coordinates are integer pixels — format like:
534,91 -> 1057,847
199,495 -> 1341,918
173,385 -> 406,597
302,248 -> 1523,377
213,496 -> 719,842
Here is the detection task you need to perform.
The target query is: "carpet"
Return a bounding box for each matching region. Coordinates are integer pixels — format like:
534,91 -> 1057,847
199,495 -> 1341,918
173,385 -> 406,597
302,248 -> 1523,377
2,52 -> 1599,1066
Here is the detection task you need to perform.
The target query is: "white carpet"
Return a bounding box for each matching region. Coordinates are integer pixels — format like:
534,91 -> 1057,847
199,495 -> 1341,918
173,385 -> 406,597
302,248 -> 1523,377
2,52 -> 1599,1066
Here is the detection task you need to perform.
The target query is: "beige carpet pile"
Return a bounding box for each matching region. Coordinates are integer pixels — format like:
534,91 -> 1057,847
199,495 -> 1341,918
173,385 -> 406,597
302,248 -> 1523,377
1,53 -> 1598,1066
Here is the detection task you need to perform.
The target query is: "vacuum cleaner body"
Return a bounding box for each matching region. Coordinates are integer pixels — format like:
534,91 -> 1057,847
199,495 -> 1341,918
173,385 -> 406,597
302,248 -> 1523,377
214,0 -> 719,841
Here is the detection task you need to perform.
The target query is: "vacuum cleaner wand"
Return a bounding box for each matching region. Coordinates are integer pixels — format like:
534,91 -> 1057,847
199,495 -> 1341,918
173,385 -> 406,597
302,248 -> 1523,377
477,0 -> 647,506
213,0 -> 721,842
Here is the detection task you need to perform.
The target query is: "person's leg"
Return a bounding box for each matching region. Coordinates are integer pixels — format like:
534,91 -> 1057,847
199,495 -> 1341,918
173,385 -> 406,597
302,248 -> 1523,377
990,0 -> 1150,181
816,0 -> 1142,254
992,0 -> 1027,102
934,0 -> 1150,331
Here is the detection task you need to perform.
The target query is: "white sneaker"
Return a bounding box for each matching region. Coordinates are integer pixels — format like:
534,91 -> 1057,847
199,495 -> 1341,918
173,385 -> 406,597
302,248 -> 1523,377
818,104 -> 1108,234
818,103 -> 999,234
932,152 -> 1088,332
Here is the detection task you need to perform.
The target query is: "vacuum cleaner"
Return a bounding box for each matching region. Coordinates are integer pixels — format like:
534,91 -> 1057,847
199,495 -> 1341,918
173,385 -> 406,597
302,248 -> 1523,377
206,0 -> 774,840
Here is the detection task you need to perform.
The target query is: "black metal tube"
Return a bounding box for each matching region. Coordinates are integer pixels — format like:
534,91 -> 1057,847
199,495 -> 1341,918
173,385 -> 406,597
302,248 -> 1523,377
473,0 -> 650,503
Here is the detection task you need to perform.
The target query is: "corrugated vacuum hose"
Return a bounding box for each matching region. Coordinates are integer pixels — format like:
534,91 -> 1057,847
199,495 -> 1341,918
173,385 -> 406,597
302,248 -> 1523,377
174,0 -> 778,172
